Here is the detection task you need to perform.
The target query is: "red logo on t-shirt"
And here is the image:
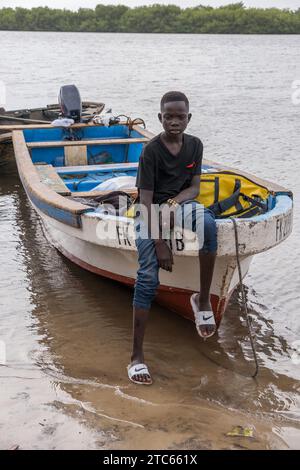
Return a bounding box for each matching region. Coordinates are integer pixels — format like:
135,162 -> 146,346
186,162 -> 195,169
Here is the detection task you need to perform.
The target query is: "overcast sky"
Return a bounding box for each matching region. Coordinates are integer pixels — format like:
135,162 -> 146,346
0,1 -> 299,11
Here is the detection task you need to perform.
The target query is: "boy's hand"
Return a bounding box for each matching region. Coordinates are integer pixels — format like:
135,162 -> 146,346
155,240 -> 173,272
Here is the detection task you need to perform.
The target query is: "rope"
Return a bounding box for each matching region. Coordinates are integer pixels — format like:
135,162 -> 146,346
231,217 -> 259,378
128,117 -> 146,130
115,115 -> 146,131
92,113 -> 146,134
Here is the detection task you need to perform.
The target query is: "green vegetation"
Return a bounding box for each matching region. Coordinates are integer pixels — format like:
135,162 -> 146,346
0,3 -> 299,34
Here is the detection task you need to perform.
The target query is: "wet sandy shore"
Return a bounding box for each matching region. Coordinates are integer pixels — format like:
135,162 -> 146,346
0,170 -> 299,450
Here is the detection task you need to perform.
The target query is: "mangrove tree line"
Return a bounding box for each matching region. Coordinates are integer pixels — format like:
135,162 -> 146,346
0,3 -> 299,34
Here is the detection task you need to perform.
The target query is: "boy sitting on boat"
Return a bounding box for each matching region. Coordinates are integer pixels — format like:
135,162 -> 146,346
128,91 -> 217,385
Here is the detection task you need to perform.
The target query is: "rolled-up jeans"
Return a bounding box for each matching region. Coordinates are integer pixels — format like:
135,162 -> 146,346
133,201 -> 217,311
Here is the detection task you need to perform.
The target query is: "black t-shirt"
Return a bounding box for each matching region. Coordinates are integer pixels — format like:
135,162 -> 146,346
136,133 -> 203,204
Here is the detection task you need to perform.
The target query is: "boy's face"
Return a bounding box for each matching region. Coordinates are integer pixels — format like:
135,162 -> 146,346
158,101 -> 191,136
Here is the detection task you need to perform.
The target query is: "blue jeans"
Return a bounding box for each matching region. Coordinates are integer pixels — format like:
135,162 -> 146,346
133,202 -> 217,311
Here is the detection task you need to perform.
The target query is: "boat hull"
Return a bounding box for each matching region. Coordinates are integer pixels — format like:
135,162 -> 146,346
39,206 -> 253,326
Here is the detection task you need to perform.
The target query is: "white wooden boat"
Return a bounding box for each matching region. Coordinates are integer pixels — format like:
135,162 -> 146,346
12,121 -> 293,326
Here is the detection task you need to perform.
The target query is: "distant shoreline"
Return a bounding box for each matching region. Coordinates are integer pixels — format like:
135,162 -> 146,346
0,4 -> 299,35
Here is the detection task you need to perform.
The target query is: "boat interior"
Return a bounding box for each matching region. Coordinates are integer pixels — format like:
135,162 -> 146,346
19,123 -> 290,219
24,124 -> 144,197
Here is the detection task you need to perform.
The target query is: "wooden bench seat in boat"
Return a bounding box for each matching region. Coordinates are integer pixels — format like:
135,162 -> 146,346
26,137 -> 149,148
55,162 -> 139,174
35,164 -> 71,196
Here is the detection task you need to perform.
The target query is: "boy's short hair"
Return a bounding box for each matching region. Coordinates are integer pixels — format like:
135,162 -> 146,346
160,91 -> 189,111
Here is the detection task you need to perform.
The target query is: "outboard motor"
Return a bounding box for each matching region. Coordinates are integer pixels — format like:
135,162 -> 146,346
58,85 -> 82,122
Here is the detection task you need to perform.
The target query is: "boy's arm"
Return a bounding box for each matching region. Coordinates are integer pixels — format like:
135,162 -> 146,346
171,175 -> 200,204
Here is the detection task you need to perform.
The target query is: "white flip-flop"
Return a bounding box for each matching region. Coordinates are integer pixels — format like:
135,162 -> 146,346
127,363 -> 153,385
190,293 -> 216,339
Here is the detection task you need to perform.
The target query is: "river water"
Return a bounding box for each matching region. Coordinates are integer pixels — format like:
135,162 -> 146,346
0,32 -> 299,450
